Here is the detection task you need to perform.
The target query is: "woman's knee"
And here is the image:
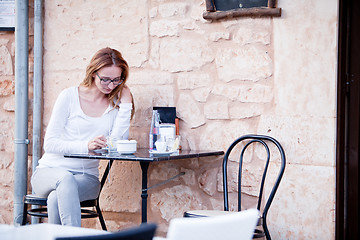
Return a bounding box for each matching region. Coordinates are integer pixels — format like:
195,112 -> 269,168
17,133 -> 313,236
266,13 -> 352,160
31,168 -> 75,197
47,190 -> 58,208
56,171 -> 77,188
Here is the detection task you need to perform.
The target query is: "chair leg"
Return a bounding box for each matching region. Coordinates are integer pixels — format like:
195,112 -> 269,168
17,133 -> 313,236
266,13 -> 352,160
96,204 -> 107,231
263,219 -> 271,240
21,202 -> 28,225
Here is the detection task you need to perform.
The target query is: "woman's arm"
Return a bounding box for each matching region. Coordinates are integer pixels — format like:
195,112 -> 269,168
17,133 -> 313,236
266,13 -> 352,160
110,85 -> 133,140
110,103 -> 132,140
43,89 -> 89,154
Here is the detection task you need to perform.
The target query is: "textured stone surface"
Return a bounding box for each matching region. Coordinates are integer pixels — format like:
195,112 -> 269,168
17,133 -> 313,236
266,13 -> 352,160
204,100 -> 229,119
0,114 -> 15,152
211,83 -> 240,100
0,39 -> 10,45
273,0 -> 337,118
198,168 -> 218,196
149,162 -> 181,182
237,84 -> 273,103
192,87 -> 211,102
207,32 -> 231,42
0,186 -> 13,224
177,72 -> 212,90
176,93 -> 206,128
158,2 -> 188,17
229,103 -> 264,119
159,39 -> 214,72
43,0 -> 149,70
0,76 -> 14,96
216,46 -> 273,82
268,163 -> 335,239
150,20 -> 181,37
0,0 -> 339,238
199,121 -> 253,151
0,46 -> 13,75
99,161 -> 141,213
150,185 -> 204,221
257,115 -> 335,166
130,71 -> 174,85
0,31 -> 16,226
212,84 -> 273,103
131,84 -> 175,115
233,18 -> 271,45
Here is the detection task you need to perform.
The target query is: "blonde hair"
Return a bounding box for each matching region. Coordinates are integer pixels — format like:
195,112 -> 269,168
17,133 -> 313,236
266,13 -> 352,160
81,47 -> 135,118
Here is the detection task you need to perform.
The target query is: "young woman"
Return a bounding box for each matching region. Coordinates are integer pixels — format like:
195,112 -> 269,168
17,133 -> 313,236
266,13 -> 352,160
31,47 -> 134,226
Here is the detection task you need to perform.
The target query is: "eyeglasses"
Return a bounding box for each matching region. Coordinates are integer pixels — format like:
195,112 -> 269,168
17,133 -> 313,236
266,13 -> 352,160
96,72 -> 124,86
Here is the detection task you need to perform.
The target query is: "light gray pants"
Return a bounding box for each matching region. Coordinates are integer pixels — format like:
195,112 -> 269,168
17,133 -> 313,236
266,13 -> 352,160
31,167 -> 100,227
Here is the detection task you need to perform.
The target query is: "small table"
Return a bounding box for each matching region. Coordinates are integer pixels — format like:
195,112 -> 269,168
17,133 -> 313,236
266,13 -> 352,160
64,148 -> 224,223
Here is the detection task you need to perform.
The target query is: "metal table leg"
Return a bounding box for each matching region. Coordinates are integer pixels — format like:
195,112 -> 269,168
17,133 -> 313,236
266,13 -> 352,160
140,161 -> 149,223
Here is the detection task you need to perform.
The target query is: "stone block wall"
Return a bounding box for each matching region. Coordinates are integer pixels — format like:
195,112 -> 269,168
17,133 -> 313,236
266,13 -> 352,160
0,30 -> 16,225
0,32 -> 15,224
0,0 -> 338,239
0,0 -> 35,225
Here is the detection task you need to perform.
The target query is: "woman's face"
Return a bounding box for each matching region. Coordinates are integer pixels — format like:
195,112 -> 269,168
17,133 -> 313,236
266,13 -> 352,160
93,65 -> 123,94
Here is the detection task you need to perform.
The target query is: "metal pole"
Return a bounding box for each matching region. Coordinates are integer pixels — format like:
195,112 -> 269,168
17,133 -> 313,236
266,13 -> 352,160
33,0 -> 42,187
31,0 -> 43,224
13,0 -> 29,225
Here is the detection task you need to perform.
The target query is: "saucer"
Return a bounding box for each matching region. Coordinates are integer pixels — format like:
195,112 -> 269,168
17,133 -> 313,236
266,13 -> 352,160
118,150 -> 136,154
149,150 -> 176,156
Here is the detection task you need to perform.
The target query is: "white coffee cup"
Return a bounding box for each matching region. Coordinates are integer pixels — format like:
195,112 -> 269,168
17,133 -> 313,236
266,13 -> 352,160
117,140 -> 137,154
155,140 -> 167,152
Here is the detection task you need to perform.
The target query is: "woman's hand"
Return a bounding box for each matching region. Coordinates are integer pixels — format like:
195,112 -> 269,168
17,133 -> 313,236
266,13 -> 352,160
88,135 -> 107,151
119,84 -> 132,103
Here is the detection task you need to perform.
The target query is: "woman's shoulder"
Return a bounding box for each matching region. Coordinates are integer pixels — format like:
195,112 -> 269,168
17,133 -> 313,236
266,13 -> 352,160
54,87 -> 78,106
58,86 -> 78,97
62,86 -> 77,93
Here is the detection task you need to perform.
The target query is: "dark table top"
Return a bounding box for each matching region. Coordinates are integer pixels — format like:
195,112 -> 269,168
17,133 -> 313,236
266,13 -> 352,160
64,148 -> 224,162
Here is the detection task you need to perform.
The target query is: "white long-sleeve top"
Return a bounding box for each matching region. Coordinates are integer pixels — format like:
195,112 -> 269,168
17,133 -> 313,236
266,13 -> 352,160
37,87 -> 132,177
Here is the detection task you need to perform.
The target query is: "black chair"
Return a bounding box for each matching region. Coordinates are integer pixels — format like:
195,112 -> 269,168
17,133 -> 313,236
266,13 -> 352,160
184,135 -> 286,240
55,223 -> 157,240
21,160 -> 114,231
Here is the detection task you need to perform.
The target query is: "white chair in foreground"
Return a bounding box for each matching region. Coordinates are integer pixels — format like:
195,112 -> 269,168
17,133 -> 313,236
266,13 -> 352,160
155,208 -> 259,240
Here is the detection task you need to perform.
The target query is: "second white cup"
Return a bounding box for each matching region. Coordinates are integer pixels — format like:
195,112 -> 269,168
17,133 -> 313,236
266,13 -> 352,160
155,140 -> 167,152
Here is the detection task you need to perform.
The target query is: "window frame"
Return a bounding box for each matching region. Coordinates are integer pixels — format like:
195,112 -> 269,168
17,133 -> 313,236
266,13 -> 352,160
203,0 -> 281,20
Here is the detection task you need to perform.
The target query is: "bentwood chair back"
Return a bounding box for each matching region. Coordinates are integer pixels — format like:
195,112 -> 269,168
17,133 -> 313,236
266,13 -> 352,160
21,160 -> 114,231
184,135 -> 286,240
55,223 -> 157,240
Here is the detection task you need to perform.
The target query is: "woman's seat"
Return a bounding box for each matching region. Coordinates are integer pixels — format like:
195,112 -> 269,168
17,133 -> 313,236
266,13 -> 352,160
21,160 -> 114,231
